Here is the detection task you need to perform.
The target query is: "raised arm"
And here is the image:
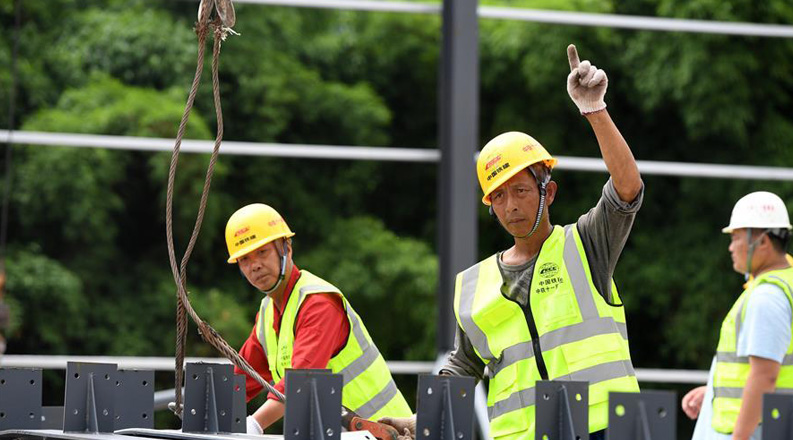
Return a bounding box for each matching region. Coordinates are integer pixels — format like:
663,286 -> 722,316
566,44 -> 641,202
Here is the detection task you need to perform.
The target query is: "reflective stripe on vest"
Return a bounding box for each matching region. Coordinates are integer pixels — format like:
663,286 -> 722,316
712,268 -> 793,434
257,296 -> 271,360
454,225 -> 639,439
256,271 -> 412,420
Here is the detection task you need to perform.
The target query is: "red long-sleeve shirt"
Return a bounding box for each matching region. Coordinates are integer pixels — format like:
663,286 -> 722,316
235,266 -> 351,402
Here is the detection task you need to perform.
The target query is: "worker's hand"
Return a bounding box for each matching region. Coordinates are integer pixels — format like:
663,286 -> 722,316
566,44 -> 608,114
246,415 -> 264,435
681,386 -> 707,420
396,428 -> 414,440
378,414 -> 416,438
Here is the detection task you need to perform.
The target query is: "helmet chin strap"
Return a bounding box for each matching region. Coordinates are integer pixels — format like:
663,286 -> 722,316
744,229 -> 768,281
262,239 -> 289,294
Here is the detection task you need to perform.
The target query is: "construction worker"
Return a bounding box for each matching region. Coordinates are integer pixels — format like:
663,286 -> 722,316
682,191 -> 793,440
380,44 -> 641,440
225,203 -> 412,434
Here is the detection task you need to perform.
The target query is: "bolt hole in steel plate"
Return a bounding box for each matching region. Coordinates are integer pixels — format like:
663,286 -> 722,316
607,391 -> 676,440
63,362 -> 116,433
115,370 -> 155,430
284,369 -> 341,440
416,375 -> 474,440
763,393 -> 793,440
0,368 -> 42,430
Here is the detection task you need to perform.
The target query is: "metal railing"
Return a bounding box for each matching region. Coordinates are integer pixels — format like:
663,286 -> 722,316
5,130 -> 793,181
230,0 -> 793,38
0,354 -> 710,383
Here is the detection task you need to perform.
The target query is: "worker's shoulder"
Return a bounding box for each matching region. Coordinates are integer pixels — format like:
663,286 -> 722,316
747,282 -> 792,315
302,291 -> 344,305
297,270 -> 341,290
455,254 -> 499,279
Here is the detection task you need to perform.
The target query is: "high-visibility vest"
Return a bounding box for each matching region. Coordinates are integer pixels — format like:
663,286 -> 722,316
453,225 -> 639,440
711,267 -> 793,434
256,270 -> 412,420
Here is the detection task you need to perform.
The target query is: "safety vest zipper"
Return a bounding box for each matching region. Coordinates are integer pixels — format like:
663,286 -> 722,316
522,297 -> 549,380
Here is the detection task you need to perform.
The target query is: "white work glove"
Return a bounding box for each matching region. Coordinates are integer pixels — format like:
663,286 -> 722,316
246,415 -> 264,435
566,44 -> 608,115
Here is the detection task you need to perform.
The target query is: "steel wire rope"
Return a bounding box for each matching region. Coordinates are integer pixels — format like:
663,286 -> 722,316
165,0 -> 285,418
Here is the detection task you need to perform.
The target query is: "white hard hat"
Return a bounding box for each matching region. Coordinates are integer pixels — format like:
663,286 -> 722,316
722,191 -> 793,233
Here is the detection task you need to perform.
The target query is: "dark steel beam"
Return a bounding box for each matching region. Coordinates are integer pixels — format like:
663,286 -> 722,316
437,0 -> 479,353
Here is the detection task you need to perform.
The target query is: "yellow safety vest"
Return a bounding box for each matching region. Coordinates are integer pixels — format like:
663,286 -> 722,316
712,267 -> 793,434
453,225 -> 639,440
256,270 -> 412,420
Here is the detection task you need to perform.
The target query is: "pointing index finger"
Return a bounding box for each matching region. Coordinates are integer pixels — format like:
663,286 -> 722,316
567,44 -> 580,72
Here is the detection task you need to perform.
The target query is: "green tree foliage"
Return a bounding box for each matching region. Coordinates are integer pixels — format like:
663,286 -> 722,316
301,217 -> 438,360
4,247 -> 87,353
47,8 -> 197,90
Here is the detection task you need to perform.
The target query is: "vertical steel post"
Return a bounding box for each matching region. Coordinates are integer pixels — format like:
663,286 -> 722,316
438,0 -> 479,353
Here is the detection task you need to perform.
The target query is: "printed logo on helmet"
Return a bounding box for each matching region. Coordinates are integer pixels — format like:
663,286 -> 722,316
484,155 -> 502,171
235,234 -> 258,247
268,218 -> 285,227
486,162 -> 511,181
234,227 -> 250,237
523,144 -> 535,152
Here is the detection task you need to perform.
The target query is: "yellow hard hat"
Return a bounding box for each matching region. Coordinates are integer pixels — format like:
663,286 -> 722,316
477,131 -> 557,205
225,204 -> 295,263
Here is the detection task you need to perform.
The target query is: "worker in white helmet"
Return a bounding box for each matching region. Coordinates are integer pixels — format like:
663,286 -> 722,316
682,191 -> 793,440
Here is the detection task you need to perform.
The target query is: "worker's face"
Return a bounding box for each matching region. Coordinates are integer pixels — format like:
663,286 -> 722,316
728,230 -> 749,273
490,169 -> 556,237
237,240 -> 291,291
729,229 -> 773,274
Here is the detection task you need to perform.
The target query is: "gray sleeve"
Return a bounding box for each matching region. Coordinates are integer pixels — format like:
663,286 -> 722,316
438,324 -> 486,382
575,178 -> 644,303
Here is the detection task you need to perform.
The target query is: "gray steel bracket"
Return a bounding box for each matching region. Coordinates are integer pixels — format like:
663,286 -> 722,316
63,362 -> 116,433
42,407 -> 64,430
534,380 -> 588,440
231,375 -> 246,433
762,392 -> 793,440
283,369 -> 342,440
114,370 -> 154,430
415,374 -> 475,440
0,368 -> 42,430
607,391 -> 675,440
182,363 -> 234,434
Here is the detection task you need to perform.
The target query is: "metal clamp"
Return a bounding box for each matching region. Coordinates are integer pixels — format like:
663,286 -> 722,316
197,0 -> 236,28
416,374 -> 475,440
63,362 -> 116,433
182,363 -> 235,434
535,380 -> 588,440
607,391 -> 676,440
284,369 -> 342,440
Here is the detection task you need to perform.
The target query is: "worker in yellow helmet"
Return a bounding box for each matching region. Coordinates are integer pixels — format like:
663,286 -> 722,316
682,191 -> 793,440
225,204 -> 412,435
380,44 -> 642,440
